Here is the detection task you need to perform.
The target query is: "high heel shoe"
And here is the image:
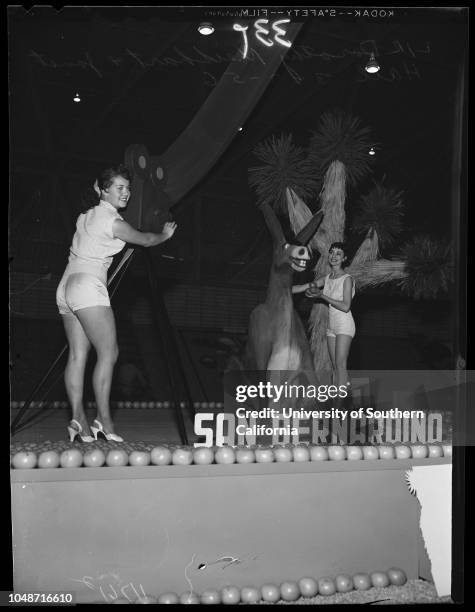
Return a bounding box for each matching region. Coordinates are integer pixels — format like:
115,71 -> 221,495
67,419 -> 94,443
91,419 -> 124,442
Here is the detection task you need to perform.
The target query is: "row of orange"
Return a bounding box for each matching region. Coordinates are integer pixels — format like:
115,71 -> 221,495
89,568 -> 408,604
10,442 -> 451,469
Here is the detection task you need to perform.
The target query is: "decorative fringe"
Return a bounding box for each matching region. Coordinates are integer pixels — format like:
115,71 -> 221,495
351,228 -> 380,267
398,237 -> 453,299
309,303 -> 331,372
249,134 -> 320,212
309,110 -> 373,186
315,160 -> 346,249
319,160 -> 346,217
353,183 -> 404,248
349,259 -> 407,289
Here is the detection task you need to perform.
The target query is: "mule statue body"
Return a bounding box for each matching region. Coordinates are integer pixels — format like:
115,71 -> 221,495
244,203 -> 323,372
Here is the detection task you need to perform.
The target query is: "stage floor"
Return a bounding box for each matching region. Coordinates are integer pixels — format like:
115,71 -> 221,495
10,406 -> 197,446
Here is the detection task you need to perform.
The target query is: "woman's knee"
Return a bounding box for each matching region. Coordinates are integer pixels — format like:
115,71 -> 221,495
67,346 -> 90,364
97,344 -> 119,364
336,360 -> 347,373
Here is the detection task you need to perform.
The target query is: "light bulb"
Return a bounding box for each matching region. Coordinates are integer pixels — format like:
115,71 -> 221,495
365,53 -> 380,74
198,22 -> 214,35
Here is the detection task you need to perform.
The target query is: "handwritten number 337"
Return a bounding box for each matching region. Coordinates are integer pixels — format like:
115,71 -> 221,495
233,20 -> 292,59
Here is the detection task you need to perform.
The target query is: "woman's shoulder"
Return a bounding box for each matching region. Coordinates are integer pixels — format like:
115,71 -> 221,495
332,273 -> 354,286
90,203 -> 123,221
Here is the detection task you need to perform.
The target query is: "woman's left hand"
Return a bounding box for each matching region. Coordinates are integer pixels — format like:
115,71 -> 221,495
162,221 -> 177,239
305,287 -> 323,298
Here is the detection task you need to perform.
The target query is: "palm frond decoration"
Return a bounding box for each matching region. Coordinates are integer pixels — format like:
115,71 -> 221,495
398,236 -> 453,299
249,134 -> 320,212
353,183 -> 404,248
308,302 -> 330,372
319,159 -> 347,222
350,228 -> 380,266
350,259 -> 406,289
309,159 -> 347,256
308,110 -> 374,186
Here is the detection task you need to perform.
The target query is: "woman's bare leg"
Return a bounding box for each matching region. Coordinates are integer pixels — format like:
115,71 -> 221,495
335,334 -> 353,388
326,335 -> 336,384
74,306 -> 119,433
62,314 -> 92,434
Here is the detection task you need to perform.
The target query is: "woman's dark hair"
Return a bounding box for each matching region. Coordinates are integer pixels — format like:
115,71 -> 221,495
329,241 -> 349,266
80,164 -> 132,212
97,164 -> 131,192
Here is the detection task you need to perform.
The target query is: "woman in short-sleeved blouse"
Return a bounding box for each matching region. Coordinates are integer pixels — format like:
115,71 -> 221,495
56,164 -> 177,442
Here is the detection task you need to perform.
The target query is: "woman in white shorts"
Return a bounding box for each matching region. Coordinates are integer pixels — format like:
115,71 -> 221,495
56,164 -> 177,442
298,242 -> 355,388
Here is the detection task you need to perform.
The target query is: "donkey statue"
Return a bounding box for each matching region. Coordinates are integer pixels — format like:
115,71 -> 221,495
244,201 -> 323,372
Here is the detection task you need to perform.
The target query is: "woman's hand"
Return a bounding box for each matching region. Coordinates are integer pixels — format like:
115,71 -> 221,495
305,284 -> 323,298
162,221 -> 177,240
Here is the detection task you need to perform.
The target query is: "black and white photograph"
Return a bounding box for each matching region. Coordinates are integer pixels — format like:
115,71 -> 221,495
9,5 -> 468,605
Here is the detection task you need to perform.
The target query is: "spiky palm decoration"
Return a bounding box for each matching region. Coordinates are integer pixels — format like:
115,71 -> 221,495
353,183 -> 404,250
397,236 -> 453,300
307,111 -> 374,372
308,111 -> 374,185
249,134 -> 320,213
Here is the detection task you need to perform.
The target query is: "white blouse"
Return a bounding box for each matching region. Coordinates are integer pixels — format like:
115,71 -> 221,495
67,200 -> 126,277
323,274 -> 355,308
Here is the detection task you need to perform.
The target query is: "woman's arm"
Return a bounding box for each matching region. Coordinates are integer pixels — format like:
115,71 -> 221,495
112,219 -> 177,247
319,276 -> 354,312
292,282 -> 311,294
303,276 -> 326,297
293,275 -> 326,295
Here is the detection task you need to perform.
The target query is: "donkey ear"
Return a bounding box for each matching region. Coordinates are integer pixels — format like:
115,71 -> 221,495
295,210 -> 324,246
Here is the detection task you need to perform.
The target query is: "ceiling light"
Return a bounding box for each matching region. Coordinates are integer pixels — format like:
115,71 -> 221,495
365,52 -> 380,74
198,22 -> 214,36
238,126 -> 243,132
73,92 -> 81,103
368,146 -> 376,156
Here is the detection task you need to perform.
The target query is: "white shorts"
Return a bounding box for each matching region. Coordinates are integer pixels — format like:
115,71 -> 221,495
326,309 -> 356,338
56,272 -> 110,315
